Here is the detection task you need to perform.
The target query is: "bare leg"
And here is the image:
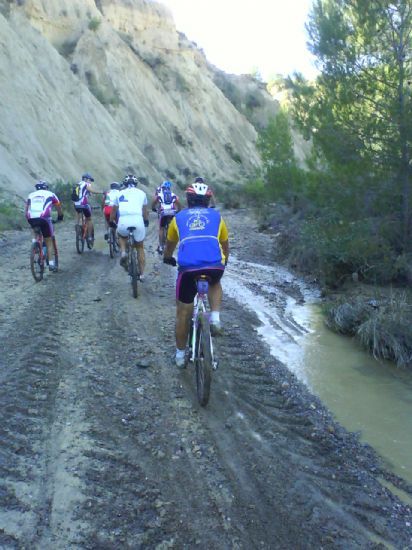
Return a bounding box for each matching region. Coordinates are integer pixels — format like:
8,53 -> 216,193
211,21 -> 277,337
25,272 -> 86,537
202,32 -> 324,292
176,301 -> 194,350
135,242 -> 145,275
44,236 -> 55,261
208,282 -> 222,312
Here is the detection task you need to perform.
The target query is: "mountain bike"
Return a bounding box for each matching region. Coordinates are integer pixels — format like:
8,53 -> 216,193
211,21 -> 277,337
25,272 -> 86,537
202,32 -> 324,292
75,211 -> 94,254
126,226 -> 141,298
187,275 -> 218,406
30,224 -> 59,282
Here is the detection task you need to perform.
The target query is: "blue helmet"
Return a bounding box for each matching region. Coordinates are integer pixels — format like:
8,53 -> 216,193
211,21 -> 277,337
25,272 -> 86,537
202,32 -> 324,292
161,180 -> 172,190
35,180 -> 49,190
82,172 -> 94,182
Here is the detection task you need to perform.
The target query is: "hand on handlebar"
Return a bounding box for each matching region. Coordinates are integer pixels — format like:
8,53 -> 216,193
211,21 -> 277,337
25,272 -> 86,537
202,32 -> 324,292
163,256 -> 177,267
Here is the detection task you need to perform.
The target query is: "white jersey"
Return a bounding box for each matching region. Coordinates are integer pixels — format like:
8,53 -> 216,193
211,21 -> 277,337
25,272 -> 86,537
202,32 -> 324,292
114,187 -> 148,242
114,187 -> 147,217
104,189 -> 119,206
26,189 -> 60,219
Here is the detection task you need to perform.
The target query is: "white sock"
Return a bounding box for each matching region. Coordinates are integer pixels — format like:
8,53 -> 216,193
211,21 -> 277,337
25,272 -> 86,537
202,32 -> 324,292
176,348 -> 185,358
49,260 -> 55,267
210,312 -> 220,324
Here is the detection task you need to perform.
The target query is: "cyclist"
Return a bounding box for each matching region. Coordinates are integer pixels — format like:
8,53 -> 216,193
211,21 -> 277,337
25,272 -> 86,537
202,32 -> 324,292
110,174 -> 149,281
151,180 -> 181,253
102,182 -> 121,239
25,181 -> 63,272
163,181 -> 229,368
72,172 -> 100,244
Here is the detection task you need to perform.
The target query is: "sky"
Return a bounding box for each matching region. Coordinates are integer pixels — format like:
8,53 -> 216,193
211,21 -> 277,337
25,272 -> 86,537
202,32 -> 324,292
160,0 -> 318,81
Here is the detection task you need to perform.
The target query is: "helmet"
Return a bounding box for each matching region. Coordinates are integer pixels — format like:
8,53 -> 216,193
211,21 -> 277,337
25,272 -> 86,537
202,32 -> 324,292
194,176 -> 205,184
161,180 -> 172,190
186,182 -> 212,207
123,174 -> 138,187
35,180 -> 49,190
110,182 -> 120,190
82,172 -> 94,182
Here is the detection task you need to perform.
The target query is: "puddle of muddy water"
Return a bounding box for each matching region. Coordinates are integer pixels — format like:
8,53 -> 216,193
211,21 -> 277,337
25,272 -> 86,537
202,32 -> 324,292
224,258 -> 412,485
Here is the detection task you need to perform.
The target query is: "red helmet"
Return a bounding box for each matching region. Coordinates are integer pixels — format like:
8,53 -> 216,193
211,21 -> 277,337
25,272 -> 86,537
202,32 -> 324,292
186,182 -> 213,207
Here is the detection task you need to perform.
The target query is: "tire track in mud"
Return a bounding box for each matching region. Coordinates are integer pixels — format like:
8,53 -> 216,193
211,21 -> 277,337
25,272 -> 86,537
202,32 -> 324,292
0,217 -> 411,549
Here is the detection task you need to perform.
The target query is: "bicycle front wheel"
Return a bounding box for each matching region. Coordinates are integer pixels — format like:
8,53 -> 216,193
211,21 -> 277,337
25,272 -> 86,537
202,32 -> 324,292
129,249 -> 139,298
30,242 -> 44,282
195,314 -> 212,406
75,224 -> 84,254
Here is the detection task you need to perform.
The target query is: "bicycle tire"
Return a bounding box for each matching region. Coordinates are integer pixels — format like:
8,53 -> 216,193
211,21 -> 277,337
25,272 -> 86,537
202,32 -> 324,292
109,228 -> 115,258
75,224 -> 84,254
86,227 -> 94,250
129,249 -> 139,298
195,314 -> 212,406
30,242 -> 44,282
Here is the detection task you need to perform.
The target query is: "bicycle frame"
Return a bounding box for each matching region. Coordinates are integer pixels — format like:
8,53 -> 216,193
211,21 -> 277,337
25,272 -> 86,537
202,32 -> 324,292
188,278 -> 217,370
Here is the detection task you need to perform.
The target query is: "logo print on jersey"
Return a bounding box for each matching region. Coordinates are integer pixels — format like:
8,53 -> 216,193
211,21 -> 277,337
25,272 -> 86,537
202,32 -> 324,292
187,212 -> 209,231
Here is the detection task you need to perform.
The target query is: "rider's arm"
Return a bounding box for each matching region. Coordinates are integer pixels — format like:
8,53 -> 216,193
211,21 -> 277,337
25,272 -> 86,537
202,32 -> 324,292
163,217 -> 179,257
218,218 -> 229,264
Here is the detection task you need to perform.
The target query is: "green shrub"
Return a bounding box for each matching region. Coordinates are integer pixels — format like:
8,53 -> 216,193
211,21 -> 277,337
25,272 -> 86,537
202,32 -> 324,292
49,179 -> 75,217
0,201 -> 25,231
88,17 -> 101,31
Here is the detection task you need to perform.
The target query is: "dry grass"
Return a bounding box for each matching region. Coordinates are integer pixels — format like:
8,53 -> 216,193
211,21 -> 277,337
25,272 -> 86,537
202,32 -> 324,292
325,289 -> 412,368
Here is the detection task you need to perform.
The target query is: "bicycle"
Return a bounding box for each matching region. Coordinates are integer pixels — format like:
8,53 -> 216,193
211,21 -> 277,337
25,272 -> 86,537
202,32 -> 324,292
30,224 -> 59,282
75,211 -> 94,254
126,226 -> 141,298
187,275 -> 218,406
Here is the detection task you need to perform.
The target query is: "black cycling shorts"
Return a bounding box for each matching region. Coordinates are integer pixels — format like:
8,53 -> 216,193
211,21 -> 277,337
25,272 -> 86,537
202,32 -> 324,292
160,215 -> 174,228
176,267 -> 224,304
75,205 -> 92,218
28,218 -> 53,238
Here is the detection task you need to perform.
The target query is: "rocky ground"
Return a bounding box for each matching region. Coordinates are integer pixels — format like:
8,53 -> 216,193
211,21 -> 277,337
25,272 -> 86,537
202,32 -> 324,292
0,209 -> 411,549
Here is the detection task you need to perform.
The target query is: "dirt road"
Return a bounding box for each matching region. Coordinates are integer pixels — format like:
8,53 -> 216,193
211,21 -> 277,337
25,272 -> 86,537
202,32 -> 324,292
0,210 -> 411,549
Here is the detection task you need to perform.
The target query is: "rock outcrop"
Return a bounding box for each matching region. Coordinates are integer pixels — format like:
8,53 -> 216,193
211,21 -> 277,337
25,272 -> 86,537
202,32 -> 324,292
0,0 -> 279,200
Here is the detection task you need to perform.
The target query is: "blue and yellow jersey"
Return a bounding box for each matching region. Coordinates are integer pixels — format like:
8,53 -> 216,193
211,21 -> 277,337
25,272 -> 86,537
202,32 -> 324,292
167,207 -> 228,269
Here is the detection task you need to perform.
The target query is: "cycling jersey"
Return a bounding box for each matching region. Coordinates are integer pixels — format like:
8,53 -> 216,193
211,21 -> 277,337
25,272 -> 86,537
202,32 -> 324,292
74,181 -> 91,207
113,187 -> 147,217
113,187 -> 148,242
103,189 -> 119,206
154,189 -> 178,217
167,207 -> 228,270
26,190 -> 60,219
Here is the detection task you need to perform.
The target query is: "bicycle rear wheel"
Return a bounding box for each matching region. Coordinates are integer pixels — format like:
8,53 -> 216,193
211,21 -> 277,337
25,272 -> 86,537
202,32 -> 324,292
195,314 -> 212,406
86,226 -> 94,249
75,224 -> 84,254
129,249 -> 139,298
30,242 -> 44,282
109,228 -> 115,258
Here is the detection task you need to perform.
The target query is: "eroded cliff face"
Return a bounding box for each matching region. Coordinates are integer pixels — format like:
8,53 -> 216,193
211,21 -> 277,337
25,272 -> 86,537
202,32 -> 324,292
0,0 -> 278,199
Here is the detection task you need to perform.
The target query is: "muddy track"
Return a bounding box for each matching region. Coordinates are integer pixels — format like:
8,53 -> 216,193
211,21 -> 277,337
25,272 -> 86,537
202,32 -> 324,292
0,211 -> 411,549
